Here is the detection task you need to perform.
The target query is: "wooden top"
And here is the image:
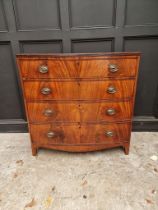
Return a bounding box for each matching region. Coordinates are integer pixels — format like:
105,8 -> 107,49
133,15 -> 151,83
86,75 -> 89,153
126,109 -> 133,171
16,52 -> 141,59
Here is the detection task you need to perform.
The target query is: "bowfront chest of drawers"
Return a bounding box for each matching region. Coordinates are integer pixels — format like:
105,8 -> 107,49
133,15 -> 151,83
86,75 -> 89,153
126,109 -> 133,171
17,53 -> 140,156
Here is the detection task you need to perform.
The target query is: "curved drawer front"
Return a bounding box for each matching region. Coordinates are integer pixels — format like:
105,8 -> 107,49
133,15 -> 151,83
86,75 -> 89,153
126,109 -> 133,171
79,58 -> 137,78
19,59 -> 79,79
80,101 -> 132,122
30,124 -> 80,145
30,123 -> 131,145
27,101 -> 132,123
27,102 -> 80,122
19,57 -> 138,79
24,80 -> 135,101
80,123 -> 131,144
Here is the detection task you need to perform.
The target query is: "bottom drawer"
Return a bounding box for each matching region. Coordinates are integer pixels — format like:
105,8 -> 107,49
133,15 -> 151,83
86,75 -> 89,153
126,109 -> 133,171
30,123 -> 131,145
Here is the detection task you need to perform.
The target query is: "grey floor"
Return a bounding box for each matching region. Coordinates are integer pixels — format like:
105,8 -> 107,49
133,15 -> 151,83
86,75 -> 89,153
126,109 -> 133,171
0,132 -> 158,210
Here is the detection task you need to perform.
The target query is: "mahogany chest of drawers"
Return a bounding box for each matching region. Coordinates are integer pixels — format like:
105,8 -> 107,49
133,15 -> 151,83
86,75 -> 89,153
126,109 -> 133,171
17,52 -> 140,156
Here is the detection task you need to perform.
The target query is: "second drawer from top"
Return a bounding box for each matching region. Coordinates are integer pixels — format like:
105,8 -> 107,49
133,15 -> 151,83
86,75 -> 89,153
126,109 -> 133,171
23,79 -> 135,101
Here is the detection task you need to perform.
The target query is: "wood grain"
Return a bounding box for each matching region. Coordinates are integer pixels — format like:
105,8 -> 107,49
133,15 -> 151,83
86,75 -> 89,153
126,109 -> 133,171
23,80 -> 135,101
27,101 -> 132,123
30,122 -> 131,145
18,57 -> 137,79
35,144 -> 124,153
16,52 -> 140,156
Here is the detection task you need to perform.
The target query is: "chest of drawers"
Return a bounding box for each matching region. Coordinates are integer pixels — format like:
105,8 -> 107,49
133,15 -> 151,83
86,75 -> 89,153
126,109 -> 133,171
17,52 -> 140,156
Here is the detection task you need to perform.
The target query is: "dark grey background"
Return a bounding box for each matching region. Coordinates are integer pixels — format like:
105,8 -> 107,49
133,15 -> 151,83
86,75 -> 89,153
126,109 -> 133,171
0,0 -> 158,132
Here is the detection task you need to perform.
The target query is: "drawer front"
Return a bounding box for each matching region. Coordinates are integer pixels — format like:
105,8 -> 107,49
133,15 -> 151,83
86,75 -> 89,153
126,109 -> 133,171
27,102 -> 80,122
18,58 -> 137,79
80,101 -> 132,122
27,101 -> 132,123
30,123 -> 130,145
18,59 -> 78,79
24,80 -> 135,101
79,58 -> 138,78
80,123 -> 131,144
30,124 -> 80,145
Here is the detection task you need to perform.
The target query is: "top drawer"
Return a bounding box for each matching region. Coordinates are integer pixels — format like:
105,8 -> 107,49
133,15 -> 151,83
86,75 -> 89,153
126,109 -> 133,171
18,57 -> 138,79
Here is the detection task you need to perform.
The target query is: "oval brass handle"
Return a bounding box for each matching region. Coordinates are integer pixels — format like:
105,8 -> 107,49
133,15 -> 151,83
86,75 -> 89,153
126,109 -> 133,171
107,86 -> 116,94
47,131 -> 56,138
39,65 -> 48,74
41,87 -> 51,95
108,64 -> 118,73
105,131 -> 115,137
43,109 -> 54,116
106,108 -> 116,116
